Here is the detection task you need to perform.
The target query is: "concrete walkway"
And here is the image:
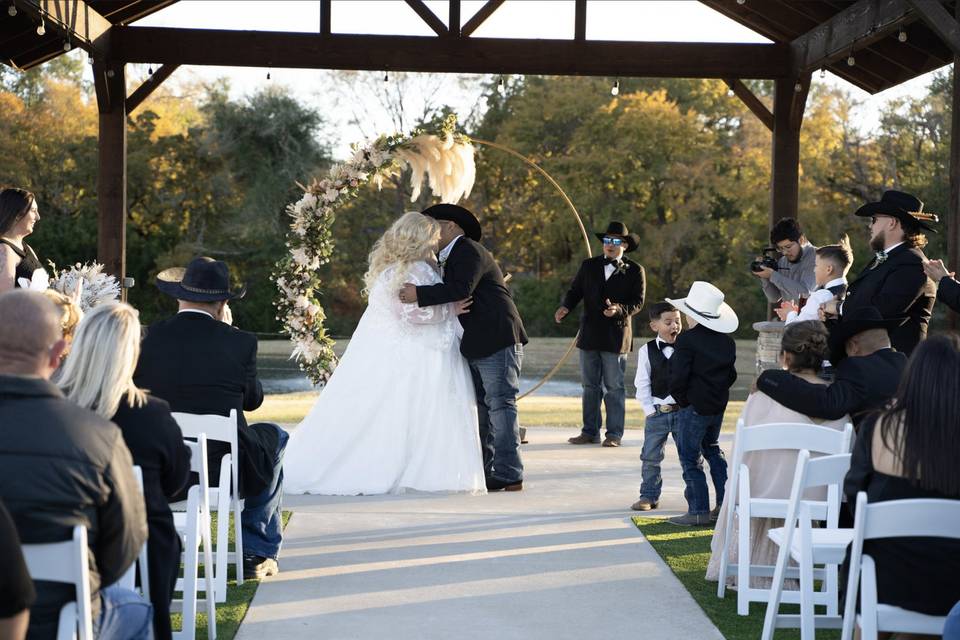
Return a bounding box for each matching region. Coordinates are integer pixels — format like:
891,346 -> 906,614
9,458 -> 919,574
235,427 -> 729,640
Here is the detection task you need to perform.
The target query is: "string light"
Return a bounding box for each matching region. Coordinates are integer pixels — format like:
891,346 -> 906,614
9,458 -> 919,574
847,53 -> 855,66
7,3 -> 16,16
497,75 -> 505,95
611,79 -> 620,96
898,29 -> 908,43
266,66 -> 271,80
736,0 -> 745,4
62,40 -> 71,52
820,67 -> 826,79
147,65 -> 153,76
794,81 -> 803,92
36,18 -> 44,36
383,71 -> 389,82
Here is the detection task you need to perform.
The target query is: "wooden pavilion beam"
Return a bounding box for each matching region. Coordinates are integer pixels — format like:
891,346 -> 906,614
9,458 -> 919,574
448,0 -> 460,37
12,0 -> 111,58
319,0 -> 330,36
93,60 -> 127,283
770,74 -> 810,226
790,0 -> 915,75
574,0 -> 586,41
460,0 -> 505,37
907,0 -> 960,56
110,27 -> 792,78
724,79 -> 773,131
125,63 -> 178,114
404,0 -> 447,37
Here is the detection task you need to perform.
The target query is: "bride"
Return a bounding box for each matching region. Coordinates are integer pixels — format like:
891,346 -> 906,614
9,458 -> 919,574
283,211 -> 486,495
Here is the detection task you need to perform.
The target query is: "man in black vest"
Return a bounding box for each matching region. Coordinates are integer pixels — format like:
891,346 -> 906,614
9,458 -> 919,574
400,204 -> 529,492
822,191 -> 936,357
134,257 -> 287,579
555,222 -> 646,447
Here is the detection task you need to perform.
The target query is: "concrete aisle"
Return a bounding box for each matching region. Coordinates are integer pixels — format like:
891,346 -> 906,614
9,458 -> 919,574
235,427 -> 729,640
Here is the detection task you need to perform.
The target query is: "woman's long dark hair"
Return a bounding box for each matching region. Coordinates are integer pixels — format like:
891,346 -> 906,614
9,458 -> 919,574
0,188 -> 35,237
881,334 -> 960,495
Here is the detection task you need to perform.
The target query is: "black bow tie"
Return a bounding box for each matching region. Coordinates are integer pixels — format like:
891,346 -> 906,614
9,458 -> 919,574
604,258 -> 620,266
658,340 -> 672,352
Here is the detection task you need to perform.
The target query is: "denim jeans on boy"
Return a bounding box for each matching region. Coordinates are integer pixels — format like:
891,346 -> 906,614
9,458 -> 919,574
944,600 -> 960,640
469,344 -> 524,484
93,584 -> 154,640
674,406 -> 728,515
638,408 -> 680,501
242,422 -> 289,560
579,349 -> 627,440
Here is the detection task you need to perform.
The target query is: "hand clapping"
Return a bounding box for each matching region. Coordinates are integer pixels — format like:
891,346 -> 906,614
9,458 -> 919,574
602,298 -> 619,318
923,258 -> 954,283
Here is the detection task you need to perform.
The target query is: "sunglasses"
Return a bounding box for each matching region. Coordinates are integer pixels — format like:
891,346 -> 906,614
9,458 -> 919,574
602,237 -> 624,246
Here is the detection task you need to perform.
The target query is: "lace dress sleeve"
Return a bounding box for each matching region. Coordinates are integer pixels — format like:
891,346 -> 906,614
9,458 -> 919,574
394,261 -> 455,325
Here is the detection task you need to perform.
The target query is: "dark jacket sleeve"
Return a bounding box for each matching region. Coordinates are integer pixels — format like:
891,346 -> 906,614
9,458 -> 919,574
755,364 -> 866,420
864,262 -> 928,319
937,277 -> 960,313
155,401 -> 191,499
0,500 -> 34,617
667,337 -> 693,406
242,333 -> 264,412
560,261 -> 586,311
616,265 -> 646,319
95,433 -> 148,587
415,241 -> 485,307
844,415 -> 876,507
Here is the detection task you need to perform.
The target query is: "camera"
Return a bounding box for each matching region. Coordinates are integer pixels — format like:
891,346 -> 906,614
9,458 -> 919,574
750,247 -> 780,273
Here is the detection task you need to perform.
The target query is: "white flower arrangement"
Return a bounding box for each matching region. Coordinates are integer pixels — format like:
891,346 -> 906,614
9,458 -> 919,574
49,261 -> 121,312
275,114 -> 476,385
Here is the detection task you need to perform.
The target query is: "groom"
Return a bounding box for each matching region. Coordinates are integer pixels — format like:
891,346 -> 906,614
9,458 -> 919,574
399,204 -> 528,491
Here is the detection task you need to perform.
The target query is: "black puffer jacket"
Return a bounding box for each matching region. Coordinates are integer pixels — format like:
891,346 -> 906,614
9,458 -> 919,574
0,375 -> 147,640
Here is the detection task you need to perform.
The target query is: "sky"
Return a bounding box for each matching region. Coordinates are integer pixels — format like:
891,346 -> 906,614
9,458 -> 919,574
122,0 -> 940,159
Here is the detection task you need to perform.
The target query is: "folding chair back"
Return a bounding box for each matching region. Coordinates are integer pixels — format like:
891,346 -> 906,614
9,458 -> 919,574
118,465 -> 151,599
22,525 -> 93,640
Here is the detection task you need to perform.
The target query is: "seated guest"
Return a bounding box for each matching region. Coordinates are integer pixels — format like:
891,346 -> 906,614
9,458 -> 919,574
57,303 -> 191,640
0,499 -> 35,640
134,257 -> 287,580
41,289 -> 83,362
0,290 -> 150,640
844,334 -> 960,622
0,189 -> 43,293
705,321 -> 850,587
755,306 -> 907,428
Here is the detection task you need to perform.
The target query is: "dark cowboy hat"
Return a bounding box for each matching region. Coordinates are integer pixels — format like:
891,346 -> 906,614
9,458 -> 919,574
594,221 -> 640,253
422,203 -> 482,242
854,190 -> 939,233
156,257 -> 246,302
829,306 -> 907,356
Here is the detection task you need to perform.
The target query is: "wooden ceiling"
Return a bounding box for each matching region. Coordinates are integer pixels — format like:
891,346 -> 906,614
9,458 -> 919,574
0,0 -> 957,93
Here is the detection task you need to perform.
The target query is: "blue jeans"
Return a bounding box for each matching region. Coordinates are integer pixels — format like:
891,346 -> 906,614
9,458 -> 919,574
242,423 -> 288,559
639,409 -> 680,501
579,349 -> 627,440
945,601 -> 960,640
93,584 -> 153,640
469,344 -> 524,484
675,406 -> 728,515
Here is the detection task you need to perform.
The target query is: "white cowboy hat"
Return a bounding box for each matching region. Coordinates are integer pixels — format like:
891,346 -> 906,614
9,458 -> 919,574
666,281 -> 739,334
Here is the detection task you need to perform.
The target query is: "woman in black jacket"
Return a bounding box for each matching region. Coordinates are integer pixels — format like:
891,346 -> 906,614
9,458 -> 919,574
57,302 -> 191,640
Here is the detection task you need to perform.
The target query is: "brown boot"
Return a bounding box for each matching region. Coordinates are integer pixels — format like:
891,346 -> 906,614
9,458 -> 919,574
631,497 -> 658,511
602,437 -> 621,447
568,433 -> 601,445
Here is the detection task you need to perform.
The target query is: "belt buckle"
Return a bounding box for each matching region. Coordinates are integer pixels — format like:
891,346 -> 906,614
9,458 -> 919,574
658,404 -> 675,414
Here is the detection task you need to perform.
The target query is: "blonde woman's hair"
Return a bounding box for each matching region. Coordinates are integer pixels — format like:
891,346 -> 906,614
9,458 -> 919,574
42,289 -> 83,354
363,211 -> 440,294
57,302 -> 146,418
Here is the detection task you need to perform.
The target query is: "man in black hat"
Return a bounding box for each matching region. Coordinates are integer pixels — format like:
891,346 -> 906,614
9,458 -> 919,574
399,204 -> 529,492
821,190 -> 936,356
755,307 -> 907,428
134,257 -> 287,579
555,221 -> 646,447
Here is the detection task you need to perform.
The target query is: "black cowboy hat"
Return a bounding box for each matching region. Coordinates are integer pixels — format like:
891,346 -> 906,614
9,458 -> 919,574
422,203 -> 482,242
829,306 -> 907,356
594,221 -> 641,253
854,190 -> 939,233
156,257 -> 246,302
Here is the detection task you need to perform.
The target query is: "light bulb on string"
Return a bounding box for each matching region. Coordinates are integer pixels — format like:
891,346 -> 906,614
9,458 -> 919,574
147,65 -> 153,76
383,71 -> 389,82
266,67 -> 271,80
847,53 -> 855,66
898,29 -> 907,43
736,0 -> 745,4
611,80 -> 620,96
820,67 -> 826,79
36,21 -> 45,36
794,81 -> 803,92
63,40 -> 71,52
7,4 -> 17,17
497,75 -> 505,95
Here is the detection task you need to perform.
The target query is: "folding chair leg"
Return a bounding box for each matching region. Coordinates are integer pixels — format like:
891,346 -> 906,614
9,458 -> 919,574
200,510 -> 217,640
799,546 -> 816,640
737,512 -> 751,615
233,499 -> 244,587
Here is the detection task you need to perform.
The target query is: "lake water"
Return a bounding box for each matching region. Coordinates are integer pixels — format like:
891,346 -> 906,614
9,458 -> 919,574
262,374 -> 584,397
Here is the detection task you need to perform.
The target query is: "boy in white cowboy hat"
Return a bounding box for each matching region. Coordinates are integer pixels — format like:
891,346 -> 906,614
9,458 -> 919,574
665,281 -> 739,526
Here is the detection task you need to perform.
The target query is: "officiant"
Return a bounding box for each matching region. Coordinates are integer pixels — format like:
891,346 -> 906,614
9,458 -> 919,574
555,221 -> 646,447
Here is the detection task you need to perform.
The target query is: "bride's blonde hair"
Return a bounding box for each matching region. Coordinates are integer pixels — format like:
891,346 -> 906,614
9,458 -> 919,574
363,211 -> 440,293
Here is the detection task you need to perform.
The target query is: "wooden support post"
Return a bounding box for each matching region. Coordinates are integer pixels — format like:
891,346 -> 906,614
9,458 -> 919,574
771,75 -> 810,226
950,6 -> 960,330
574,0 -> 586,41
94,62 -> 127,290
449,0 -> 460,37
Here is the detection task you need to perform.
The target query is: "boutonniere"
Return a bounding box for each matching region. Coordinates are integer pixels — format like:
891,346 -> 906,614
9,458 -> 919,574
614,261 -> 628,276
871,250 -> 887,270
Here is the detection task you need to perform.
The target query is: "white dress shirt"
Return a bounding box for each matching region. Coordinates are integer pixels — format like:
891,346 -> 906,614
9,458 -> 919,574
634,337 -> 677,417
604,262 -> 615,281
438,235 -> 463,276
785,276 -> 848,324
178,308 -> 214,319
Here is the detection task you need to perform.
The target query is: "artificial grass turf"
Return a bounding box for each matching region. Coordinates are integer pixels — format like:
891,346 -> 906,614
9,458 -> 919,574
171,511 -> 292,640
632,517 -> 839,640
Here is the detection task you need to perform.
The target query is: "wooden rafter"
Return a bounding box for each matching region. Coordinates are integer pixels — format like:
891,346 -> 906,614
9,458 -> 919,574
460,0 -> 504,37
404,0 -> 447,36
575,0 -> 586,41
13,0 -> 111,57
907,0 -> 960,56
125,63 -> 178,114
789,0 -> 914,75
724,79 -> 773,131
448,0 -> 460,37
111,27 -> 791,78
320,0 -> 330,36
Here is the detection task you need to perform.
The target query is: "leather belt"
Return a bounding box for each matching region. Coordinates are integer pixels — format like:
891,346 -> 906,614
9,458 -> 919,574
655,404 -> 679,413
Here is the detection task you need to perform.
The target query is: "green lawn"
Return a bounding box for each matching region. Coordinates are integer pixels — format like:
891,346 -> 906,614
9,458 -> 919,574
633,517 -> 839,640
171,511 -> 292,640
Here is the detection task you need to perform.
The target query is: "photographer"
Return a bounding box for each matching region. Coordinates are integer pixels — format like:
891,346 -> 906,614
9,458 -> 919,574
753,217 -> 817,304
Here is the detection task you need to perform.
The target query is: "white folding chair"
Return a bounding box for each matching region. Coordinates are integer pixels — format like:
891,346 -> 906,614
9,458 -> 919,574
22,525 -> 94,640
761,451 -> 853,639
716,420 -> 854,615
172,410 -> 244,602
118,465 -> 151,600
171,437 -> 217,640
841,492 -> 960,640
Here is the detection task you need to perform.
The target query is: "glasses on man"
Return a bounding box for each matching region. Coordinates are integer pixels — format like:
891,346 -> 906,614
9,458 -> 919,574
775,241 -> 798,254
602,237 -> 623,246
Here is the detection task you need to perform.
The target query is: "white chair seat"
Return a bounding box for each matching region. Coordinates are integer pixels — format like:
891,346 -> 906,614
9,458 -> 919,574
867,605 -> 946,635
768,527 -> 854,565
749,498 -> 827,520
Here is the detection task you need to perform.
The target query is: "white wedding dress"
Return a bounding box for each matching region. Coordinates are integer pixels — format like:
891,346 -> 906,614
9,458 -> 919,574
283,260 -> 486,495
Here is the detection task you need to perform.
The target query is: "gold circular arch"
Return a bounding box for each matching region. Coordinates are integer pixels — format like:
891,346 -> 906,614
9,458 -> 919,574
471,138 -> 591,401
